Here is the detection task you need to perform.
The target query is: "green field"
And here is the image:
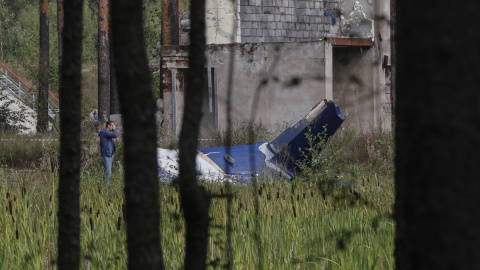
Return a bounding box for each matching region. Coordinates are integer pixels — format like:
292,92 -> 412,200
0,127 -> 395,269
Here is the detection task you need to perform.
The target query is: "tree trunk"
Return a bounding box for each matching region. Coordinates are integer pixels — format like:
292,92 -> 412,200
37,0 -> 49,133
395,1 -> 480,269
111,1 -> 164,268
57,0 -> 83,269
98,0 -> 110,125
57,0 -> 64,65
178,0 -> 210,268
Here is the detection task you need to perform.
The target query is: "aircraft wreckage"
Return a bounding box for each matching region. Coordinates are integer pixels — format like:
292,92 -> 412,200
158,99 -> 345,183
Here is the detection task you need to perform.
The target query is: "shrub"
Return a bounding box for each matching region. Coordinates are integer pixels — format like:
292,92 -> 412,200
0,92 -> 33,133
295,126 -> 394,187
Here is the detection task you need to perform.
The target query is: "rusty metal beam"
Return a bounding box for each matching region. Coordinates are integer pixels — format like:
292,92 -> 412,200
161,0 -> 181,99
161,0 -> 171,102
162,0 -> 171,46
326,37 -> 375,47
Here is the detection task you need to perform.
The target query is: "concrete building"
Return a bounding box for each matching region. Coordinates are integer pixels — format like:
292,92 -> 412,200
160,0 -> 393,136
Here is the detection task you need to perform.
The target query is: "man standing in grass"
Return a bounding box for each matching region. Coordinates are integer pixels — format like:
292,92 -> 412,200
99,120 -> 117,185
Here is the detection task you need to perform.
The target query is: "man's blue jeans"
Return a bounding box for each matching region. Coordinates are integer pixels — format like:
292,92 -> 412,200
101,156 -> 114,185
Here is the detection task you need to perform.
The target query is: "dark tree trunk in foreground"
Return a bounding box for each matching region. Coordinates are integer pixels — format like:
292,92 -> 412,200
108,0 -> 120,115
98,0 -> 110,125
57,0 -> 64,65
395,1 -> 480,269
111,1 -> 164,269
37,0 -> 49,133
178,0 -> 210,268
57,0 -> 83,268
169,0 -> 179,45
389,0 -> 395,127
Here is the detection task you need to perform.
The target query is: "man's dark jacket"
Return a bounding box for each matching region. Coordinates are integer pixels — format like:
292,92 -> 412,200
99,129 -> 117,157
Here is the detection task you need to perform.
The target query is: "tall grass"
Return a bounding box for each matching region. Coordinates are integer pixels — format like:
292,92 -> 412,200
0,171 -> 394,269
0,133 -> 59,170
0,126 -> 395,269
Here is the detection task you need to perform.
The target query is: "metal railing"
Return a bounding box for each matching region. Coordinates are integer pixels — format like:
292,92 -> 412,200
0,61 -> 59,120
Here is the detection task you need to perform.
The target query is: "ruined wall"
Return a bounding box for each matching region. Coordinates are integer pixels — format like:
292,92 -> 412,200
330,0 -> 392,131
161,42 -> 329,134
332,46 -> 376,131
205,0 -> 382,44
205,0 -> 339,44
324,0 -> 341,16
165,0 -> 393,133
373,0 -> 393,131
212,42 -> 328,130
160,47 -> 188,135
206,0 -> 238,44
237,0 -> 333,43
327,0 -> 393,131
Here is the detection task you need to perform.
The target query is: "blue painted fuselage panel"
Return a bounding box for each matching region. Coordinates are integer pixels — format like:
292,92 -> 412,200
198,142 -> 268,181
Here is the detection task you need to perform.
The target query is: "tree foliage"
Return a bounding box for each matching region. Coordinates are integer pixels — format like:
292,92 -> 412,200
0,0 -> 165,66
0,92 -> 31,132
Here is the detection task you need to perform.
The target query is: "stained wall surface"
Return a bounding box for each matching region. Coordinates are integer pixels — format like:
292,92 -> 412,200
206,0 -> 238,44
162,42 -> 329,134
206,0 -> 336,44
172,0 -> 393,133
212,42 -> 327,131
333,47 -> 375,130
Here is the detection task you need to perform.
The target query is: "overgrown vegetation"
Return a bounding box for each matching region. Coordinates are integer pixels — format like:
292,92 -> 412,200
298,125 -> 394,185
1,1 -> 395,267
0,92 -> 33,133
0,0 -> 190,65
0,124 -> 395,268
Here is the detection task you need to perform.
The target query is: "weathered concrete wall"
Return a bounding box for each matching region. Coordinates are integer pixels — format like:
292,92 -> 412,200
161,47 -> 188,135
205,0 -> 388,48
162,0 -> 393,134
332,46 -> 376,131
162,42 -> 329,134
327,0 -> 392,132
324,0 -> 341,15
205,0 -> 337,44
373,0 -> 393,131
206,0 -> 238,44
212,42 -> 327,130
339,0 -> 374,38
237,0 -> 332,43
341,0 -> 374,19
